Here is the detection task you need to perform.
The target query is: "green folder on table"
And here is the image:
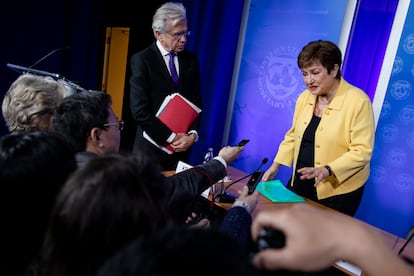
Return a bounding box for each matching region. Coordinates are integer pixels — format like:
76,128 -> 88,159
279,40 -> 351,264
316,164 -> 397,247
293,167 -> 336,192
257,179 -> 305,203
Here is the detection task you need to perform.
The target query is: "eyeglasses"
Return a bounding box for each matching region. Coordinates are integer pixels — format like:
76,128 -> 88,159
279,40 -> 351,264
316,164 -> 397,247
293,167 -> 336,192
103,120 -> 124,131
166,30 -> 191,40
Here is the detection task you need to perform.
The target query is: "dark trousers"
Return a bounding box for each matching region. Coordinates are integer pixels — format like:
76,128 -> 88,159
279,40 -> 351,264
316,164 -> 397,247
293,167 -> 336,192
288,176 -> 365,217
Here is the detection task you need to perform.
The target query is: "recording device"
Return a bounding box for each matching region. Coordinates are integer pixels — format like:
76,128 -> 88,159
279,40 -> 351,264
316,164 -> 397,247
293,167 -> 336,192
255,227 -> 286,251
237,139 -> 250,147
215,157 -> 268,203
185,196 -> 226,227
246,170 -> 265,194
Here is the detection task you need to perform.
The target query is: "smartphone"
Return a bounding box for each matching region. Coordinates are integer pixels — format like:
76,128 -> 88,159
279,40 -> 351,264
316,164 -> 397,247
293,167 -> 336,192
237,139 -> 250,147
246,171 -> 264,194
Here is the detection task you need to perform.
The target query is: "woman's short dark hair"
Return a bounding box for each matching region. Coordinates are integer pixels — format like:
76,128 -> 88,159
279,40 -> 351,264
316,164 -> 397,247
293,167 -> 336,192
297,40 -> 342,79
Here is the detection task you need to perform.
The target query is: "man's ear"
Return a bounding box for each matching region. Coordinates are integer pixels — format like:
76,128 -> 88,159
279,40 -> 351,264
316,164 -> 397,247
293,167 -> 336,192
90,127 -> 103,143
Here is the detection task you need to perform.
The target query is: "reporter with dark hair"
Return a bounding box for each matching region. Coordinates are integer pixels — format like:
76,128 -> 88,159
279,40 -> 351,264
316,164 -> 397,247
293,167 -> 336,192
0,131 -> 77,275
34,152 -> 257,276
96,226 -> 259,276
53,90 -> 121,167
52,90 -> 256,229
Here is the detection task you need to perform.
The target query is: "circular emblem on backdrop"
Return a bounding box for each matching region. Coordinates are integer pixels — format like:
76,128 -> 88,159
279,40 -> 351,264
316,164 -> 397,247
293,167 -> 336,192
379,124 -> 399,143
394,173 -> 414,192
370,165 -> 386,184
403,33 -> 414,55
392,56 -> 403,76
399,105 -> 414,124
258,46 -> 304,108
390,80 -> 411,100
386,149 -> 407,168
411,63 -> 414,77
380,100 -> 391,119
407,131 -> 414,150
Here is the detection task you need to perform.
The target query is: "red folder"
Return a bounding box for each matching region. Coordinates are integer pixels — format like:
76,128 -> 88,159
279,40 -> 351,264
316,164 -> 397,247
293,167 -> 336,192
157,93 -> 201,133
143,93 -> 201,154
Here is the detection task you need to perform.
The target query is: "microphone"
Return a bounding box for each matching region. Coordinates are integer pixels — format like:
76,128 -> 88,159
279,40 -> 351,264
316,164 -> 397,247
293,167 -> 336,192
7,46 -> 88,95
29,46 -> 71,68
215,157 -> 268,203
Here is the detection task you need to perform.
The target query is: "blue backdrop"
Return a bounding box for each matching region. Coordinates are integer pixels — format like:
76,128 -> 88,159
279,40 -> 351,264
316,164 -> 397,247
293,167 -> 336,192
222,0 -> 413,238
226,0 -> 349,184
1,0 -> 412,238
355,0 -> 414,238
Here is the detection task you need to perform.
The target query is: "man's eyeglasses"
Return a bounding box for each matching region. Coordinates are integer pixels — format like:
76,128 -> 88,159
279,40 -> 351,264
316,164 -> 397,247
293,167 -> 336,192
103,120 -> 124,131
166,30 -> 191,40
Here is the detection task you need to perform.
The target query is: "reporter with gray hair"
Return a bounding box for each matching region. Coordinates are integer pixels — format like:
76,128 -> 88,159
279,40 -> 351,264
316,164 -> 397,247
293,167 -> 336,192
2,73 -> 66,134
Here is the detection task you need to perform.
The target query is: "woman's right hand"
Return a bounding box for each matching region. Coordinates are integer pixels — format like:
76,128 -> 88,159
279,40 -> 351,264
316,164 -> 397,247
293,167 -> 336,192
261,161 -> 279,181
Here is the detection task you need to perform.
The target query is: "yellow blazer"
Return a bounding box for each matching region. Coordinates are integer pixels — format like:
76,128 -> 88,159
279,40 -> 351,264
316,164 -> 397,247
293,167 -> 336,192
275,78 -> 375,199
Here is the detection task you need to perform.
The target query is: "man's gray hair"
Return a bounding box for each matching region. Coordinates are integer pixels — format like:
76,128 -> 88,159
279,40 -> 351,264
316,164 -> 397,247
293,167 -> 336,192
152,2 -> 187,37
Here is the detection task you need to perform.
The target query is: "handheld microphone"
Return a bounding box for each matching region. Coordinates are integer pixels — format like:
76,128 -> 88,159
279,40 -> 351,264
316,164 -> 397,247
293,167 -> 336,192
215,157 -> 268,203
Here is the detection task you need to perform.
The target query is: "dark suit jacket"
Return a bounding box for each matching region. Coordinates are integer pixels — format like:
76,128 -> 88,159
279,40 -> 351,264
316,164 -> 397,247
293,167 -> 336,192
129,42 -> 202,169
168,159 -> 227,202
166,159 -> 226,223
167,159 -> 252,252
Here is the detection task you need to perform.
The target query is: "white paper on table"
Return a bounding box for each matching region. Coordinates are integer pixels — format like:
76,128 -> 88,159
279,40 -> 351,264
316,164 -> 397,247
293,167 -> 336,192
175,161 -> 232,198
175,160 -> 193,173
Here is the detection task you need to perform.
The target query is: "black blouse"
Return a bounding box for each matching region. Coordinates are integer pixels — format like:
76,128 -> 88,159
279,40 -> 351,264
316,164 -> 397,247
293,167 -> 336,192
291,114 -> 321,200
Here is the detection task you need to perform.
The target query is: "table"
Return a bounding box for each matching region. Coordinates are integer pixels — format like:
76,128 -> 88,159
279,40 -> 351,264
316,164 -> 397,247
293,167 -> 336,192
217,166 -> 414,276
164,165 -> 414,275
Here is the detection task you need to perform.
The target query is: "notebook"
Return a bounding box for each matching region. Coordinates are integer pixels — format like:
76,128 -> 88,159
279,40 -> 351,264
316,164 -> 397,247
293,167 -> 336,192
257,179 -> 305,203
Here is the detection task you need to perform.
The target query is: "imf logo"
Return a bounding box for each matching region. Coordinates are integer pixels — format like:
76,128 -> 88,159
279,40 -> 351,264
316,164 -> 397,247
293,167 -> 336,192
403,33 -> 414,55
380,100 -> 391,119
394,173 -> 414,192
379,124 -> 399,143
399,105 -> 414,125
258,46 -> 305,108
406,131 -> 414,150
390,80 -> 411,100
392,56 -> 403,76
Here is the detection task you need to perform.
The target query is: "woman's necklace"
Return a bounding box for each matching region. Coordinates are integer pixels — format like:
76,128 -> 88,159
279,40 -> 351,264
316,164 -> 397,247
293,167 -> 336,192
314,96 -> 331,117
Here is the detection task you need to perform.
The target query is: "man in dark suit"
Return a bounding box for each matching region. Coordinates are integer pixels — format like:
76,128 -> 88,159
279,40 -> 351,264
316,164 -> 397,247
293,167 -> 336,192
129,2 -> 202,171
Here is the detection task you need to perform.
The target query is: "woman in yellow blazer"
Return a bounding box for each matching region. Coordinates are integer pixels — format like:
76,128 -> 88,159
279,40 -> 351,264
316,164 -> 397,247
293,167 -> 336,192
262,40 -> 375,216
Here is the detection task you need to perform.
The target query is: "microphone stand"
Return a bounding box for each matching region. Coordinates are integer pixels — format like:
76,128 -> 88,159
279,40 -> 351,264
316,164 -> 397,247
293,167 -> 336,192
215,172 -> 256,203
29,46 -> 71,69
215,157 -> 268,203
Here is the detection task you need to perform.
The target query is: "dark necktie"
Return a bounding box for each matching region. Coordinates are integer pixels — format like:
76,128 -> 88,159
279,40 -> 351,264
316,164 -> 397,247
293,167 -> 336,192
168,52 -> 179,88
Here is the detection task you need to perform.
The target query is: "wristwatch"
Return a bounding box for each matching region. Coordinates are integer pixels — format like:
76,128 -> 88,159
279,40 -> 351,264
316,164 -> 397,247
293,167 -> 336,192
324,165 -> 332,176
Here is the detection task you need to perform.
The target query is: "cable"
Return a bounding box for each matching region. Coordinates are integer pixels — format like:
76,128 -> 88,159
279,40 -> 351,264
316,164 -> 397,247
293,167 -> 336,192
398,228 -> 414,255
29,46 -> 71,68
